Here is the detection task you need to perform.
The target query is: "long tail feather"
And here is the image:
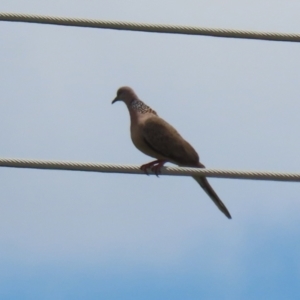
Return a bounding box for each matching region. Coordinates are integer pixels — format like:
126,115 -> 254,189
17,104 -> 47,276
193,176 -> 232,219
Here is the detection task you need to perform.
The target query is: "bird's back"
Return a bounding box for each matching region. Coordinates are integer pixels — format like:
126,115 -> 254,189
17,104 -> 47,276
142,116 -> 200,166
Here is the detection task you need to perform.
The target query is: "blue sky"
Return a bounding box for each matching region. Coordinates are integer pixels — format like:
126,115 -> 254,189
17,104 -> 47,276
1,1 -> 300,299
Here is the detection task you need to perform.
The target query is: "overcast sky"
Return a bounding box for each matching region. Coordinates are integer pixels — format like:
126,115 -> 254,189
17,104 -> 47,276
1,1 -> 300,299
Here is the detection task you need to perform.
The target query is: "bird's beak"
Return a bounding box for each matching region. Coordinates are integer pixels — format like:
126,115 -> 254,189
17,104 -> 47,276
112,97 -> 119,104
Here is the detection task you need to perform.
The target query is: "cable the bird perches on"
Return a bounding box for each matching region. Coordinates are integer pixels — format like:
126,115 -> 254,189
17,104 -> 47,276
1,158 -> 300,182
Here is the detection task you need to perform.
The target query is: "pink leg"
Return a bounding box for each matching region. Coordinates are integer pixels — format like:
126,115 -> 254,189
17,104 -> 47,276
140,160 -> 166,176
140,160 -> 160,175
151,160 -> 166,177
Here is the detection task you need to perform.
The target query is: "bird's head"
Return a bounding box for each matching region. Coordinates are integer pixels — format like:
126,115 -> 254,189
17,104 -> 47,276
112,86 -> 138,105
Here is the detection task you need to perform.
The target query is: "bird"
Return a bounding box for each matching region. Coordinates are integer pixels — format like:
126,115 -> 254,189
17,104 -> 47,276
112,86 -> 231,219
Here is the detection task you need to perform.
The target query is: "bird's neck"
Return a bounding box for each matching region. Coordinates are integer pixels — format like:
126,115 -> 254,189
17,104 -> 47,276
129,99 -> 157,115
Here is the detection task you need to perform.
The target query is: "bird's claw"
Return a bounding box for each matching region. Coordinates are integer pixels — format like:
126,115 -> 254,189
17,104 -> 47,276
140,160 -> 165,177
140,164 -> 150,175
151,165 -> 161,177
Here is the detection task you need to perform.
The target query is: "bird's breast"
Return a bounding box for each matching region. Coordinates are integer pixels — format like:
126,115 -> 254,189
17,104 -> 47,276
130,119 -> 164,160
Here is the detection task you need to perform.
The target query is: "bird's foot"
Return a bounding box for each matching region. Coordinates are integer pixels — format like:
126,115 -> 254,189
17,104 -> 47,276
150,160 -> 166,177
140,161 -> 157,175
140,160 -> 166,177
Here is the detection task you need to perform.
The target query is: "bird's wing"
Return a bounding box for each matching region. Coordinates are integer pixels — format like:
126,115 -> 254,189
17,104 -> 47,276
142,117 -> 199,166
142,117 -> 232,219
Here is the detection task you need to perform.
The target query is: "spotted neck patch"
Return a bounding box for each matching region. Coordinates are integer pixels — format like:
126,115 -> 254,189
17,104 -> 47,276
130,99 -> 157,115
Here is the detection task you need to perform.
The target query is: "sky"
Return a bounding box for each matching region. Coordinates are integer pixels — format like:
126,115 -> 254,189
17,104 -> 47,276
1,1 -> 300,299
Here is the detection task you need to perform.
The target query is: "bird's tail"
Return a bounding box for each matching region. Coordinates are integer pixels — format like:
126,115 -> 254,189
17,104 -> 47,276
193,176 -> 232,219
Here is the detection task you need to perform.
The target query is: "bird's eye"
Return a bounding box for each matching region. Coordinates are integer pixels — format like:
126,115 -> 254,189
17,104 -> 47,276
117,90 -> 121,97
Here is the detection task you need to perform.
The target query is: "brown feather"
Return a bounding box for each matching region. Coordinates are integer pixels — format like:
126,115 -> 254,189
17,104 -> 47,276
142,117 -> 199,166
193,176 -> 232,219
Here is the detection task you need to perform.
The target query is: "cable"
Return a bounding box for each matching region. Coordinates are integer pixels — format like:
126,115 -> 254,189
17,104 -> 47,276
1,12 -> 300,43
1,158 -> 300,182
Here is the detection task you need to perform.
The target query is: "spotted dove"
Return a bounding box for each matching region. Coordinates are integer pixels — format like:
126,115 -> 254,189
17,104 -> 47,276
112,86 -> 231,219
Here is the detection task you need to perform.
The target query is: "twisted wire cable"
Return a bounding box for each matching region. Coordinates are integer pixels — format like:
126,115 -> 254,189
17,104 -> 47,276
1,158 -> 300,182
1,12 -> 300,43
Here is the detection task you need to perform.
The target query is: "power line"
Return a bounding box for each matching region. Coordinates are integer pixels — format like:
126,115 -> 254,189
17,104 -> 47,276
1,12 -> 300,43
1,158 -> 300,182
